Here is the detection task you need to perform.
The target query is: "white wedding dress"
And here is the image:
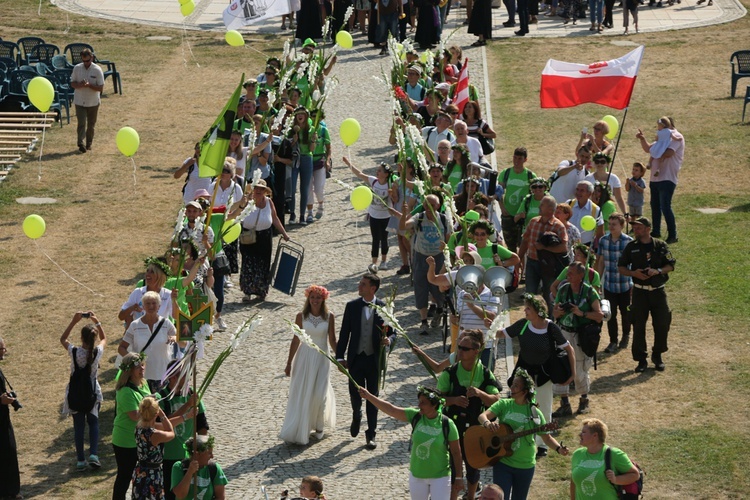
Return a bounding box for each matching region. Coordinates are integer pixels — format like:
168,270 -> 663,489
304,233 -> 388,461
278,314 -> 336,445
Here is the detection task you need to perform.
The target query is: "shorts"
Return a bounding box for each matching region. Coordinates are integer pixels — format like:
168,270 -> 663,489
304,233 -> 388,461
628,205 -> 643,217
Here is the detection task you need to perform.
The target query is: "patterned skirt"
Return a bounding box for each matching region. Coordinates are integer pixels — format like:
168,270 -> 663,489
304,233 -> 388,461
239,227 -> 273,297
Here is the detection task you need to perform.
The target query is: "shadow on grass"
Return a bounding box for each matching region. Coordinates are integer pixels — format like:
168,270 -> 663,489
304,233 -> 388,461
117,276 -> 142,287
25,405 -> 117,498
15,280 -> 36,286
728,203 -> 750,212
20,293 -> 49,302
43,150 -> 82,161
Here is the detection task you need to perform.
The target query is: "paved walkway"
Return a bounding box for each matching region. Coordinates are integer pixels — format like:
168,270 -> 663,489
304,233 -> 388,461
49,1 -> 745,498
53,0 -> 746,34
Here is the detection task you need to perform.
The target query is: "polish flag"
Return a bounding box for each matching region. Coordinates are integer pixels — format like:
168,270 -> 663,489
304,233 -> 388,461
540,46 -> 644,109
453,58 -> 470,114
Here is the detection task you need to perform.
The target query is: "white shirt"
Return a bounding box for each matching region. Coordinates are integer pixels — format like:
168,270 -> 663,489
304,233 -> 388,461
585,171 -> 622,190
181,157 -> 212,205
121,286 -> 173,323
458,287 -> 499,348
71,62 -> 104,107
570,199 -> 603,244
460,136 -> 484,164
549,160 -> 589,203
209,180 -> 243,207
122,316 -> 177,381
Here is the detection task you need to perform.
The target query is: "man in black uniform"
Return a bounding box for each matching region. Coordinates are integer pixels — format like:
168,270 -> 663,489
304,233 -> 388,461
617,217 -> 676,373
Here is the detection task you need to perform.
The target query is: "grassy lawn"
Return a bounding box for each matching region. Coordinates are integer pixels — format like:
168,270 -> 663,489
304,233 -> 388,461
0,0 -> 749,497
485,5 -> 750,497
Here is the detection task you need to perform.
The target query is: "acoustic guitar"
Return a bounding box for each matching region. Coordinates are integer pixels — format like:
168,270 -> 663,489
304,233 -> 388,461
464,422 -> 558,469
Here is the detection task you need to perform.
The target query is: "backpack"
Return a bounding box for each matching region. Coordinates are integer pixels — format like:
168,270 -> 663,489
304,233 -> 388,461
491,244 -> 520,293
558,282 -> 603,367
605,446 -> 645,499
500,168 -> 535,187
547,160 -> 583,189
181,458 -> 219,484
409,412 -> 451,452
67,347 -> 97,413
443,363 -> 501,433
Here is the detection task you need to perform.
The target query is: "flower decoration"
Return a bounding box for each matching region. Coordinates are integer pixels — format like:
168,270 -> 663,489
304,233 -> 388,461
120,352 -> 147,372
304,285 -> 330,300
144,256 -> 172,277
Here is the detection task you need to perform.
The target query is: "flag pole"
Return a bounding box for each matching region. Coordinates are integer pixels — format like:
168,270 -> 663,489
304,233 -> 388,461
605,106 -> 628,192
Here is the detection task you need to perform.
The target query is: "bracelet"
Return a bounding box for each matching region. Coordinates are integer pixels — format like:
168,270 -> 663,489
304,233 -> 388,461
556,445 -> 561,453
94,322 -> 102,328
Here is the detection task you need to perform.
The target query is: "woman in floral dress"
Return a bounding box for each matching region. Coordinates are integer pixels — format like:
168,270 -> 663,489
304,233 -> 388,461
131,397 -> 174,499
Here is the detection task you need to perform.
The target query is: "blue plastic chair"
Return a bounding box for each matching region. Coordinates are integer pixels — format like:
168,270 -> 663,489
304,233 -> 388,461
17,36 -> 45,64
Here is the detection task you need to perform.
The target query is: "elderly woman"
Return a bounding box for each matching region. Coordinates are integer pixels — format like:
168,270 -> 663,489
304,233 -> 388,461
571,418 -> 640,500
60,311 -> 106,470
112,352 -> 151,500
499,294 -> 575,458
585,153 -> 626,214
343,157 -> 398,270
478,369 -> 569,500
280,285 -> 337,445
131,397 -> 175,499
209,158 -> 244,208
119,257 -> 175,328
552,262 -> 603,417
119,291 -> 180,392
228,179 -> 290,302
555,203 -> 581,263
359,386 -> 463,500
575,120 -> 614,158
171,435 -> 228,500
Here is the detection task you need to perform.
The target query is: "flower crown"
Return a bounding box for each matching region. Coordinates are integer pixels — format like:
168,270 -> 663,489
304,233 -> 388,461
513,367 -> 537,399
305,285 -> 330,300
120,352 -> 147,372
522,293 -> 547,319
144,256 -> 171,277
185,434 -> 215,453
417,385 -> 445,406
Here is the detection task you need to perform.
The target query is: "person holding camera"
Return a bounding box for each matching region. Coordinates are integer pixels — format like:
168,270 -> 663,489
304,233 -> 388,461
0,336 -> 22,500
60,311 -> 107,470
551,262 -> 603,417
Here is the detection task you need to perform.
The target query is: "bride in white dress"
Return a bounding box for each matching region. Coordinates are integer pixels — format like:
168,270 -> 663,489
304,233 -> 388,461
279,285 -> 337,445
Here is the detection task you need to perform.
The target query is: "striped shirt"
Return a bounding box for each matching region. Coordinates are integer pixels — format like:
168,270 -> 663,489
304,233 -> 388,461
458,287 -> 500,348
597,232 -> 634,293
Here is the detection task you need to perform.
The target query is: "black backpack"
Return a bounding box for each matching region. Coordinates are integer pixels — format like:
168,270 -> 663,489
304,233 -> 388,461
67,347 -> 97,413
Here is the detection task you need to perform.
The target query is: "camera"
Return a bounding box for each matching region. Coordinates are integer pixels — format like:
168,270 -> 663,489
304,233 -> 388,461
559,302 -> 575,313
81,312 -> 91,318
8,391 -> 22,411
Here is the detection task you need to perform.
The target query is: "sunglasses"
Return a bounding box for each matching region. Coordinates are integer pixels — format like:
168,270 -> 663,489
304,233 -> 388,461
594,159 -> 607,164
222,169 -> 232,174
531,185 -> 545,189
457,345 -> 476,352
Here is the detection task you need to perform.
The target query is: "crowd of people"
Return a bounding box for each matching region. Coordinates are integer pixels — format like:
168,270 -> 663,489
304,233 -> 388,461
0,23 -> 685,500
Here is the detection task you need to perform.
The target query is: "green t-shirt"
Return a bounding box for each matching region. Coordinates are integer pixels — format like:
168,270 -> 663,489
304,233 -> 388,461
500,168 -> 536,216
112,382 -> 151,447
312,123 -> 331,158
476,244 -> 514,270
571,446 -> 633,500
404,408 -> 459,479
554,282 -> 601,331
158,394 -> 208,461
171,461 -> 228,500
486,398 -> 546,470
444,162 -> 464,192
233,117 -> 253,135
520,194 -> 544,229
437,362 -> 500,395
556,266 -> 601,289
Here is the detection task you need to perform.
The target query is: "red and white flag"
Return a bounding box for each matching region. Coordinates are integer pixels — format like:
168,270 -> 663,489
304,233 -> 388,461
453,58 -> 470,114
540,46 -> 644,109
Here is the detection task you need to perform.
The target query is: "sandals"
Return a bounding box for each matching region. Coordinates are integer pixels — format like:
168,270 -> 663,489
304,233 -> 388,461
471,40 -> 487,47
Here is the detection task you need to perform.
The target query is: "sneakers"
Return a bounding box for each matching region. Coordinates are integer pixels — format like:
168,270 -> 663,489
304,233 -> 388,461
536,447 -> 548,459
666,236 -> 679,244
306,214 -> 314,223
419,321 -> 429,336
652,353 -> 665,371
215,316 -> 227,331
396,265 -> 410,275
430,308 -> 443,328
365,437 -> 378,450
619,335 -> 630,349
552,402 -> 572,418
289,214 -> 297,224
224,281 -> 234,289
78,144 -> 87,153
315,206 -> 324,219
76,460 -> 88,471
299,218 -> 307,226
604,342 -> 618,353
379,260 -> 389,270
635,360 -> 648,372
88,454 -> 101,468
576,397 -> 590,414
427,304 -> 437,318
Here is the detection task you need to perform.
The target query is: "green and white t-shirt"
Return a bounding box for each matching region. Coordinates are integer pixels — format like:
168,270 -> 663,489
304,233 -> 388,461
571,446 -> 633,500
171,461 -> 228,500
500,168 -> 537,216
486,398 -> 546,470
404,408 -> 459,479
476,244 -> 514,270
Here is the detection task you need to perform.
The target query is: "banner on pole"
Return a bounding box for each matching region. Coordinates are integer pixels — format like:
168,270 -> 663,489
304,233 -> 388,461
223,0 -> 292,30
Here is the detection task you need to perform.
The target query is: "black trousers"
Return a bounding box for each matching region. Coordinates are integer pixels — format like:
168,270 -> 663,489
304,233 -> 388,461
112,444 -> 138,500
518,0 -> 530,32
604,0 -> 615,25
604,288 -> 631,343
631,287 -> 671,361
348,352 -> 379,441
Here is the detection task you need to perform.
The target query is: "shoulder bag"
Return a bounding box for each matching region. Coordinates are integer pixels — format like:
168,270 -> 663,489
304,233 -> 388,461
239,209 -> 262,245
542,324 -> 572,384
477,121 -> 495,154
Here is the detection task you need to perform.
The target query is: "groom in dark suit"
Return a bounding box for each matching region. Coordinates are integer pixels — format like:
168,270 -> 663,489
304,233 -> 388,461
336,273 -> 395,450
